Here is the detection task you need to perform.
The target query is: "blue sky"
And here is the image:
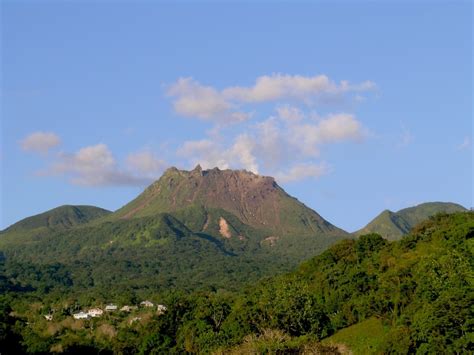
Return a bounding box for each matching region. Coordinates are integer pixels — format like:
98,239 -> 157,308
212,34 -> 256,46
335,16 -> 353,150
1,1 -> 472,231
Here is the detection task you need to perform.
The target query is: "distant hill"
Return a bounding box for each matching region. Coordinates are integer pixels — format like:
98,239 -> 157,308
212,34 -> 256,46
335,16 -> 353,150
354,202 -> 466,240
0,205 -> 111,246
3,205 -> 111,233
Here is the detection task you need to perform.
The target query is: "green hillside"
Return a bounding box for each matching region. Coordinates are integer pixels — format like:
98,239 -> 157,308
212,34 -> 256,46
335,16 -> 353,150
3,205 -> 111,233
1,212 -> 472,353
0,211 -> 294,293
0,205 -> 111,247
354,202 -> 466,240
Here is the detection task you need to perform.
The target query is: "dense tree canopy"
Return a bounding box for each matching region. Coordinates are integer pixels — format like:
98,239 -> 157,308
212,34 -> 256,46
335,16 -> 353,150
1,212 -> 472,353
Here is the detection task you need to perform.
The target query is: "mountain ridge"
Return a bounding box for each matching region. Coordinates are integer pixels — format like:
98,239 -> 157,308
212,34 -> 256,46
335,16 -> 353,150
354,201 -> 466,240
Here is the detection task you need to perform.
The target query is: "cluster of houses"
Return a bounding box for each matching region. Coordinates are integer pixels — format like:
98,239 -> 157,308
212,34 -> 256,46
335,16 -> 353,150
43,300 -> 167,321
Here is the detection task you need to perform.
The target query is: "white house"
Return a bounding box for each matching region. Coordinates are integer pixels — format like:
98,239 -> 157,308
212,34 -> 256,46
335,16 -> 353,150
73,312 -> 90,320
140,300 -> 154,308
88,308 -> 103,317
105,304 -> 118,311
156,304 -> 167,315
120,305 -> 138,312
44,314 -> 53,321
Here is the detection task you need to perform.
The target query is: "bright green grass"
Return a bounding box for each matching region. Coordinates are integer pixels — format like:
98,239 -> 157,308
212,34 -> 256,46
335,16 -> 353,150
322,317 -> 390,354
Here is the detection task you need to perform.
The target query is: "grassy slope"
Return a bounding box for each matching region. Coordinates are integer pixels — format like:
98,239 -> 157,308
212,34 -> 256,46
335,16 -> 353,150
321,317 -> 390,354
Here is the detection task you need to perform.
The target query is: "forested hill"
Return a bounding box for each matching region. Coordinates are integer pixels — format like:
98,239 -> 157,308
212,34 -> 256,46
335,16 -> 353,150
3,205 -> 111,232
1,212 -> 472,354
354,201 -> 466,240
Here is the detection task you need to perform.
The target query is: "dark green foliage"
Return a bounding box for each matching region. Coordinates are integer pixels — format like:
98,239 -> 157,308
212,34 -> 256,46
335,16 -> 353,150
0,212 -> 295,294
1,212 -> 472,353
0,295 -> 24,354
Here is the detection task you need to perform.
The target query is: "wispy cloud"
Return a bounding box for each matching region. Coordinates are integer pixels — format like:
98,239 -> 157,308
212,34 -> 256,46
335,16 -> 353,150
176,108 -> 366,182
38,144 -> 166,187
125,150 -> 167,178
276,105 -> 304,122
397,124 -> 414,148
168,73 -> 373,182
457,137 -> 471,151
222,73 -> 375,103
167,73 -> 375,125
23,73 -> 375,187
275,162 -> 331,183
177,135 -> 259,174
20,131 -> 61,155
167,78 -> 252,124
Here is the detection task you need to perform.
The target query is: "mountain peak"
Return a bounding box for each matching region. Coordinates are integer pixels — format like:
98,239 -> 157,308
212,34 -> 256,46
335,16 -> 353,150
193,164 -> 203,174
113,166 -> 344,240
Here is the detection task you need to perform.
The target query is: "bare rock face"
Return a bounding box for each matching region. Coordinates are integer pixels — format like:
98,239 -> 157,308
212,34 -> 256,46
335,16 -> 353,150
218,217 -> 232,239
115,166 -> 346,239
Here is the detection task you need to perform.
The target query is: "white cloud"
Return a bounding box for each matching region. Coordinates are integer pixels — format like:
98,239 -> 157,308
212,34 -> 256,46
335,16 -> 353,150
222,74 -> 375,103
176,109 -> 365,182
42,144 -> 155,187
253,118 -> 286,169
229,134 -> 259,173
27,74 -> 374,187
177,139 -> 231,170
126,150 -> 166,178
177,136 -> 259,173
276,105 -> 304,122
275,162 -> 331,183
284,113 -> 364,158
20,131 -> 61,154
167,74 -> 375,124
167,77 -> 251,123
457,137 -> 471,151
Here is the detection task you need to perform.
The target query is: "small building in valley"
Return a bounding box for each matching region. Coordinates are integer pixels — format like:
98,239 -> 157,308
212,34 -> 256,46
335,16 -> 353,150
156,304 -> 167,315
120,305 -> 138,312
105,304 -> 118,311
88,308 -> 103,317
140,300 -> 154,308
73,312 -> 89,320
